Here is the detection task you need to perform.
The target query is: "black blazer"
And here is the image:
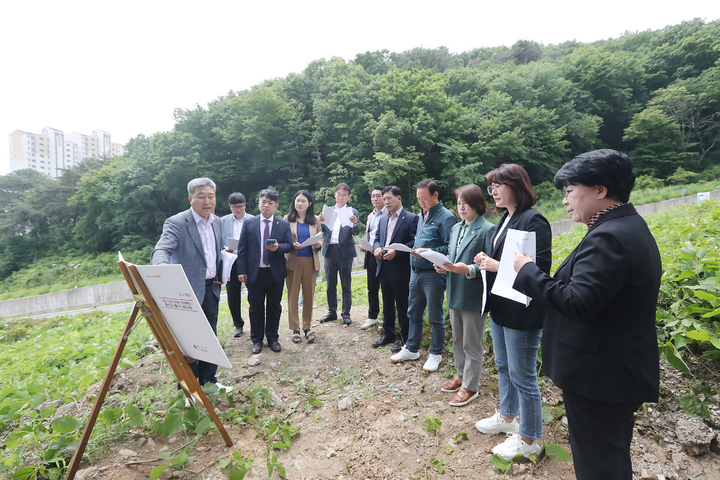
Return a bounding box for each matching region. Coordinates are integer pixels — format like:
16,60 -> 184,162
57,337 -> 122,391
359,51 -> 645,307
486,208 -> 552,331
514,204 -> 661,404
235,215 -> 293,284
373,208 -> 418,279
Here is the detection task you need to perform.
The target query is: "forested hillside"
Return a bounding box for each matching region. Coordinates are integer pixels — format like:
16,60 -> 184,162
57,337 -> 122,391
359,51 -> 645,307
1,18 -> 719,280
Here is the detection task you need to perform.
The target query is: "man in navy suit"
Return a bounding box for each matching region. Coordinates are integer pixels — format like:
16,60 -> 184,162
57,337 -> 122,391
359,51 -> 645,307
236,189 -> 293,354
151,177 -> 232,394
372,186 -> 418,351
319,183 -> 361,325
220,192 -> 254,338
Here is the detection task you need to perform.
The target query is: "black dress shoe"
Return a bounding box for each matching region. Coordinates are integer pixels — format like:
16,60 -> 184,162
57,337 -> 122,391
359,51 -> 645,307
372,336 -> 395,348
390,340 -> 404,353
233,326 -> 244,337
342,317 -> 352,326
251,343 -> 262,354
269,341 -> 282,353
320,313 -> 337,323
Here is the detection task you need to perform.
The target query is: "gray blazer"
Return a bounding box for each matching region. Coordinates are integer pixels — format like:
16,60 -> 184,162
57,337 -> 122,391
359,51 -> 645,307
151,208 -> 223,304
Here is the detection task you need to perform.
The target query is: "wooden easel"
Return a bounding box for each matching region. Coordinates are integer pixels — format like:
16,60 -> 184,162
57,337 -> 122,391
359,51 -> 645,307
65,261 -> 233,480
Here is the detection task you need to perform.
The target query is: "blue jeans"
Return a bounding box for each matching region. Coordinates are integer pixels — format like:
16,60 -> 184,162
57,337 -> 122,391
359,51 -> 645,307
490,317 -> 543,440
406,270 -> 446,355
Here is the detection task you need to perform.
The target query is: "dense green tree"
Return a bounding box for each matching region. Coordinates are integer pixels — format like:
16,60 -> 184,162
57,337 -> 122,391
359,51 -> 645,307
2,19 -> 720,281
623,108 -> 690,177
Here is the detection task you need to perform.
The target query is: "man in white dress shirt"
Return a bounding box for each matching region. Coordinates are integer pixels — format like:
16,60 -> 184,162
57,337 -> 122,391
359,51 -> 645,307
221,192 -> 254,337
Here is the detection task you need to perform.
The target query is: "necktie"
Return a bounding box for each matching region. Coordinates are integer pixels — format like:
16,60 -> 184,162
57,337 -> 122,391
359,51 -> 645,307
262,219 -> 270,266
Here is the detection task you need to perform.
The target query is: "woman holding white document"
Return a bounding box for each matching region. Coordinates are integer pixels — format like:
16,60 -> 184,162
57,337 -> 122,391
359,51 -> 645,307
285,190 -> 323,343
473,164 -> 551,461
434,184 -> 496,407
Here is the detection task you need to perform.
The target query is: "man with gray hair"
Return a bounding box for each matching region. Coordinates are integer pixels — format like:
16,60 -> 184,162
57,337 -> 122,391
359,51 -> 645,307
151,177 -> 233,399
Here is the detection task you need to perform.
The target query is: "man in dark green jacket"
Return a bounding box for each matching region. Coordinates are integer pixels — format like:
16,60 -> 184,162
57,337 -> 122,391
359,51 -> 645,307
391,179 -> 456,371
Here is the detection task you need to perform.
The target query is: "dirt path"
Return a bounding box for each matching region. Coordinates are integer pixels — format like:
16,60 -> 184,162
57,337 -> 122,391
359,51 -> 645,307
76,301 -> 720,480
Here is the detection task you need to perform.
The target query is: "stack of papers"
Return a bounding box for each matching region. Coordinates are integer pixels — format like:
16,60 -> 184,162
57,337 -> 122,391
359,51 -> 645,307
321,205 -> 353,228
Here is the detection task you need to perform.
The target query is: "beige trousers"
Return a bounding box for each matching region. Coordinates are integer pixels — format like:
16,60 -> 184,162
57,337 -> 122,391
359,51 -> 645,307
286,256 -> 318,331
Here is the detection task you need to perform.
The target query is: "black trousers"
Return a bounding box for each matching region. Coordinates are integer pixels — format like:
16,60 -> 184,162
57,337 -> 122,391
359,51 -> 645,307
365,252 -> 380,319
189,282 -> 219,385
379,266 -> 410,342
324,245 -> 353,319
246,268 -> 284,345
563,389 -> 640,480
226,278 -> 245,329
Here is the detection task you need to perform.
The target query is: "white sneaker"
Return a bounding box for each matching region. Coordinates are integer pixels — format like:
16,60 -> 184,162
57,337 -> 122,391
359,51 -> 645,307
212,382 -> 233,395
184,396 -> 197,408
423,354 -> 442,372
492,433 -> 542,461
390,347 -> 420,363
360,318 -> 380,330
475,409 -> 520,435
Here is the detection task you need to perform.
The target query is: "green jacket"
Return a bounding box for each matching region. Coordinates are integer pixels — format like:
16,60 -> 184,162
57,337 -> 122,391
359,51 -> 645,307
446,215 -> 496,312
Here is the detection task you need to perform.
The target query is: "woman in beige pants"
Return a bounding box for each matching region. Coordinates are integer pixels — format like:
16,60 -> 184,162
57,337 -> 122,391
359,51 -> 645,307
284,190 -> 323,343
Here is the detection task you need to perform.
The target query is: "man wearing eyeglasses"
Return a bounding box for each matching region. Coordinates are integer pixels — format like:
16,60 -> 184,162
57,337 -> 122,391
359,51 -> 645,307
318,183 -> 360,325
221,192 -> 254,338
360,185 -> 386,330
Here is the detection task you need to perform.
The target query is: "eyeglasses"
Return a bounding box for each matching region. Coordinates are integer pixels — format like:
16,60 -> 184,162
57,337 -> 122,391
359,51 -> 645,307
487,184 -> 503,195
229,204 -> 246,209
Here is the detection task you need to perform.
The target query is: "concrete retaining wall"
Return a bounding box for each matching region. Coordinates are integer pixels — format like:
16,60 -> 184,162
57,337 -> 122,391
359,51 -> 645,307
1,282 -> 135,318
3,190 -> 718,318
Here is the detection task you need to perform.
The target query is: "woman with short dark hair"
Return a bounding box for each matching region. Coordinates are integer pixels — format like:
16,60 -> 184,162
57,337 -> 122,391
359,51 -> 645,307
474,163 -> 552,461
435,185 -> 496,407
513,149 -> 661,480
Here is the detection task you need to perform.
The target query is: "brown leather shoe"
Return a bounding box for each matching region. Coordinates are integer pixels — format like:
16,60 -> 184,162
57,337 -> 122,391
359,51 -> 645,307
449,388 -> 478,407
440,376 -> 463,393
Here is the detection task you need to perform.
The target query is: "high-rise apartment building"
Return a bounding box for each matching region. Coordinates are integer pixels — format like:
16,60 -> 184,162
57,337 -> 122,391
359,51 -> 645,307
8,127 -> 125,178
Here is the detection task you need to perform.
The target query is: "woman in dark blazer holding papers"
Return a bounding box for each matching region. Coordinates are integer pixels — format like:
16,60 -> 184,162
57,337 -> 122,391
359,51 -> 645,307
284,191 -> 323,344
513,150 -> 661,480
473,164 -> 552,461
435,184 -> 496,408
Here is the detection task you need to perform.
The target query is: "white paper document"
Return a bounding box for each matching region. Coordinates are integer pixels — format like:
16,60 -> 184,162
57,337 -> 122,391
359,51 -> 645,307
337,207 -> 354,227
416,249 -> 452,267
133,264 -> 232,369
321,205 -> 353,228
357,236 -> 374,251
491,228 -> 536,307
226,237 -> 239,251
299,231 -> 323,248
321,205 -> 337,229
481,270 -> 488,314
221,250 -> 237,282
385,243 -> 415,253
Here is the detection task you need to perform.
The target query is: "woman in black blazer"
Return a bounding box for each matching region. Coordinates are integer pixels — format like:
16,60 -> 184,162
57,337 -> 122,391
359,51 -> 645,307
473,164 -> 552,462
513,150 -> 661,480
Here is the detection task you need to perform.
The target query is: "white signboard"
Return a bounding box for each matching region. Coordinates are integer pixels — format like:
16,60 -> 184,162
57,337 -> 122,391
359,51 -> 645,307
697,192 -> 710,203
133,264 -> 232,369
491,228 -> 536,307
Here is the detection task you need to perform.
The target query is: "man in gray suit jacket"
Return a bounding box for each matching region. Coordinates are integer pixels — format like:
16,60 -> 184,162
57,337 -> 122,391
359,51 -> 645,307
151,177 -> 232,394
221,192 -> 254,338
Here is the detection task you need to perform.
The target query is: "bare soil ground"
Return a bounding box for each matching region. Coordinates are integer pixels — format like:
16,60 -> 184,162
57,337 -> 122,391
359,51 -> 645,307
74,299 -> 720,480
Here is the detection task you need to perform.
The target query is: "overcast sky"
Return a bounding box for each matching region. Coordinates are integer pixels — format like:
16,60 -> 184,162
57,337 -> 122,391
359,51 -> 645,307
2,0 -> 719,175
